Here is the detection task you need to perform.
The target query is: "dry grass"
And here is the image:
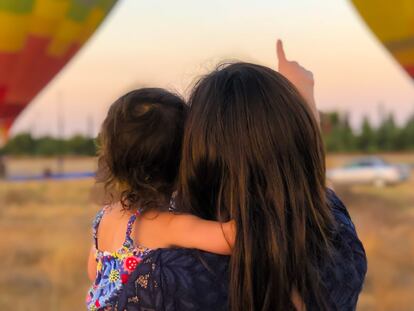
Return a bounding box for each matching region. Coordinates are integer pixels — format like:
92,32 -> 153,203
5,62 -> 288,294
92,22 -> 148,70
0,154 -> 413,310
327,153 -> 414,311
334,181 -> 414,311
0,179 -> 98,311
5,156 -> 97,177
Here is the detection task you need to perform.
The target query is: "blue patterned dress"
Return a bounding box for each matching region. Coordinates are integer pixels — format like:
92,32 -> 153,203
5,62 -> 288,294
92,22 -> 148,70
86,207 -> 152,311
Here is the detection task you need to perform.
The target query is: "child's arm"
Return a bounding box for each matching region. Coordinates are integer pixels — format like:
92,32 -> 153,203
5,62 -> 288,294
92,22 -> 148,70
165,214 -> 236,255
87,245 -> 97,282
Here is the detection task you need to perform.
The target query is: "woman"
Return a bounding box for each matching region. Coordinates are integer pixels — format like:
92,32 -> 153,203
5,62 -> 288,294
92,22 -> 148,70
114,42 -> 367,311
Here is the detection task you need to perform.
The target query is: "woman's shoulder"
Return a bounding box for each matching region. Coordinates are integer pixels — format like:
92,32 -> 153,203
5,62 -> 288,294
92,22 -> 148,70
321,189 -> 368,310
326,189 -> 366,261
327,189 -> 355,227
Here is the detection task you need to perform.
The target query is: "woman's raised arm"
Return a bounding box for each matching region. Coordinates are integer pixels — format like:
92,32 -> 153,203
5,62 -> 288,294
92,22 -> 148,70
277,39 -> 320,125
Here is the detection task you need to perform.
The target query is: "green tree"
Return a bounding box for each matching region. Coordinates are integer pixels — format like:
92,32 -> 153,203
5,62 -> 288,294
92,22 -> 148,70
3,133 -> 36,155
35,136 -> 61,156
65,135 -> 96,156
400,115 -> 414,150
323,112 -> 342,152
340,114 -> 356,151
376,114 -> 399,151
322,112 -> 357,152
357,117 -> 377,152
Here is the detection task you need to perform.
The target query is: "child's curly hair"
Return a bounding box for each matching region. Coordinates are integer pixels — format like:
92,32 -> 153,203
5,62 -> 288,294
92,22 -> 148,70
96,88 -> 188,212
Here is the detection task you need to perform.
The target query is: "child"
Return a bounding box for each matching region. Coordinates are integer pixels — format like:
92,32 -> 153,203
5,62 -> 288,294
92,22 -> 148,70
86,88 -> 234,311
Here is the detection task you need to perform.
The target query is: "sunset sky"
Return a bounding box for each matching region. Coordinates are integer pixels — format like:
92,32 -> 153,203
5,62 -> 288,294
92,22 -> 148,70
11,0 -> 414,137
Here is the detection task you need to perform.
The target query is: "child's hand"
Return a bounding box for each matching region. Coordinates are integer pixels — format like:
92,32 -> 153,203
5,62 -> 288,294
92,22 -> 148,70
276,40 -> 319,124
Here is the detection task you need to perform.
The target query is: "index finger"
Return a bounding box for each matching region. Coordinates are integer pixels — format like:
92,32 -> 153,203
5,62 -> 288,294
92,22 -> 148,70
276,39 -> 287,63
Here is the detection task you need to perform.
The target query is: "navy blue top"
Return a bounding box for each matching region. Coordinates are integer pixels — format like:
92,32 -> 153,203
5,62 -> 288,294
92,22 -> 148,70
113,190 -> 367,311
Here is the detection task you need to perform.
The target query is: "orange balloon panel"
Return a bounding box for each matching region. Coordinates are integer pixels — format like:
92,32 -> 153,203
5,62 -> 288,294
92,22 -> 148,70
352,0 -> 414,79
0,0 -> 118,140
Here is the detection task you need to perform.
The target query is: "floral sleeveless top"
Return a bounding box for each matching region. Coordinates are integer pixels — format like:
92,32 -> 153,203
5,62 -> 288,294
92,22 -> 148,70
86,206 -> 152,311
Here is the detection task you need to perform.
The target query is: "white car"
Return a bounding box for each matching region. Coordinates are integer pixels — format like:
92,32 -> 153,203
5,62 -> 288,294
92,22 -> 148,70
327,157 -> 411,187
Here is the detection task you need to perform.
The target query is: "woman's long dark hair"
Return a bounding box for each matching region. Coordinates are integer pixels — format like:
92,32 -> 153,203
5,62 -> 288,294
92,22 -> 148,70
177,63 -> 334,310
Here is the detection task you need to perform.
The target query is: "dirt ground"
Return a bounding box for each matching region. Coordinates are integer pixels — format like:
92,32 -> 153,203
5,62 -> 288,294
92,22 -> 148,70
0,154 -> 413,311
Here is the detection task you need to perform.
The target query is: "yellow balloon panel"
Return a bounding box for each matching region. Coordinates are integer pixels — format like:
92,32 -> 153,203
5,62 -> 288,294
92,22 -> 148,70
352,0 -> 414,78
0,0 -> 118,141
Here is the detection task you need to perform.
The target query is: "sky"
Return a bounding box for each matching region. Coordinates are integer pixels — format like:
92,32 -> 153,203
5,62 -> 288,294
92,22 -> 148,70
11,0 -> 414,137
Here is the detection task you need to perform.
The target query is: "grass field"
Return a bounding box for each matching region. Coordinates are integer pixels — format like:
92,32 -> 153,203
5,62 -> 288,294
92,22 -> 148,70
0,154 -> 413,311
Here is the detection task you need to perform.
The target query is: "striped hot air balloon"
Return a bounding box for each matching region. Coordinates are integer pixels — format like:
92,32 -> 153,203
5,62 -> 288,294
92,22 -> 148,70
0,0 -> 118,145
352,0 -> 414,79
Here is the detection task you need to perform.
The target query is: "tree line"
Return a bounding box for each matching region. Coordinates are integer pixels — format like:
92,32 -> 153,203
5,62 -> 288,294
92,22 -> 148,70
322,112 -> 414,152
0,133 -> 96,156
1,111 -> 414,156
